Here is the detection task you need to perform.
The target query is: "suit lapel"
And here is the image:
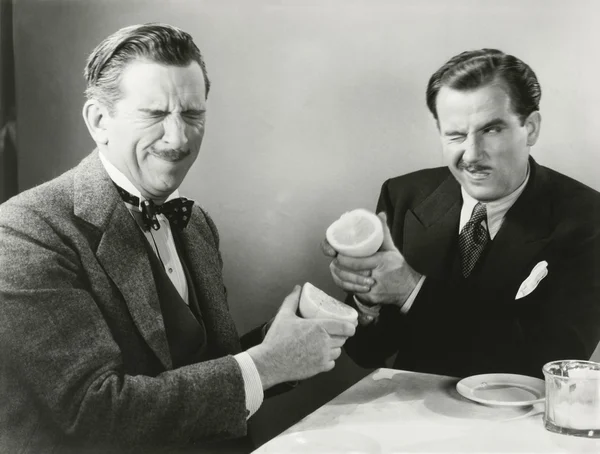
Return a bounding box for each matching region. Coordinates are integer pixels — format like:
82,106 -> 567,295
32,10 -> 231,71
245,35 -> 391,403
477,159 -> 552,297
403,175 -> 462,277
178,213 -> 242,356
73,151 -> 172,369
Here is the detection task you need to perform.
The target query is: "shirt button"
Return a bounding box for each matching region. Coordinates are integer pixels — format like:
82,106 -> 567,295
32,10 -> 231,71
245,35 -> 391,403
168,267 -> 173,273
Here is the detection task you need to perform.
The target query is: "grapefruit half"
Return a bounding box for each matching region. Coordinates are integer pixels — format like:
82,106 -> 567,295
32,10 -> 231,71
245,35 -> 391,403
299,282 -> 358,324
326,208 -> 384,257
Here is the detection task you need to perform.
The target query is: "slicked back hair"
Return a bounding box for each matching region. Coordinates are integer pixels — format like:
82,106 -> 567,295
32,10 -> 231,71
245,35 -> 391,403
84,23 -> 210,113
426,49 -> 541,125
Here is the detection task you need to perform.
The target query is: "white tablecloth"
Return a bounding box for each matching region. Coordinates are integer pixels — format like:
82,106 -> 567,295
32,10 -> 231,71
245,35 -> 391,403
254,368 -> 600,453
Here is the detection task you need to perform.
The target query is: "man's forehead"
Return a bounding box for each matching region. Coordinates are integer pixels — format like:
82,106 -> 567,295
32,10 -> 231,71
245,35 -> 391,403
436,83 -> 514,126
118,59 -> 206,105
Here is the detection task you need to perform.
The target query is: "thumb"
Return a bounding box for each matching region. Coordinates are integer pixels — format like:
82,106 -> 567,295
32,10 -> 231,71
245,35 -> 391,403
377,212 -> 397,252
320,238 -> 338,258
278,285 -> 302,315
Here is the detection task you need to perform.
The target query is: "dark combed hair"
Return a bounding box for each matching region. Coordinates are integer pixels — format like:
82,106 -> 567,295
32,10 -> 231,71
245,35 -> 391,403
84,23 -> 210,111
426,49 -> 541,124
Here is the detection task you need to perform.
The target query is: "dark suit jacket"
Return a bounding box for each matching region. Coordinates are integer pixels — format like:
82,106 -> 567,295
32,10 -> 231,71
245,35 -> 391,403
345,158 -> 600,378
0,151 -> 256,453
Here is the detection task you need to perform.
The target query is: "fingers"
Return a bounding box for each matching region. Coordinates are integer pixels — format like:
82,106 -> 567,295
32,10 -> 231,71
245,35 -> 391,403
318,318 -> 356,337
377,212 -> 397,252
353,291 -> 381,305
330,335 -> 348,348
330,261 -> 374,293
335,254 -> 381,271
330,347 -> 342,361
277,285 -> 302,315
331,263 -> 374,287
320,238 -> 337,257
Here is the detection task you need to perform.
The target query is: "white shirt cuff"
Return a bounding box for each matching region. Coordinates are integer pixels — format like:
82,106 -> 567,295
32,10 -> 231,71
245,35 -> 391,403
233,352 -> 264,418
400,275 -> 426,314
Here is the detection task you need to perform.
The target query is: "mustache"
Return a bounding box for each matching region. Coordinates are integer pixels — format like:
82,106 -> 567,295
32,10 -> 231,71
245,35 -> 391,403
150,148 -> 190,160
458,162 -> 492,172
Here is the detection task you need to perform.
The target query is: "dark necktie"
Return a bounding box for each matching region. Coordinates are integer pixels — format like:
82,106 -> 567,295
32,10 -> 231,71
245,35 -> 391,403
113,184 -> 194,231
459,202 -> 489,278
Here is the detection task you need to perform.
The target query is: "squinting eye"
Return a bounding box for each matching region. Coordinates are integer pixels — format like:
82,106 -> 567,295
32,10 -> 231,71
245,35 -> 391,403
485,127 -> 502,134
448,136 -> 466,144
183,112 -> 206,122
142,112 -> 168,122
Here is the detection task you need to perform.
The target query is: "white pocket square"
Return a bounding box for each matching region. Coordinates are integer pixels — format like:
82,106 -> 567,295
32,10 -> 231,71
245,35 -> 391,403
515,261 -> 548,300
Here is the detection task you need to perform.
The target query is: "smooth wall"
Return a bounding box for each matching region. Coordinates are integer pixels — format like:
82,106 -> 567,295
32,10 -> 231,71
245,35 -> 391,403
14,0 -> 600,446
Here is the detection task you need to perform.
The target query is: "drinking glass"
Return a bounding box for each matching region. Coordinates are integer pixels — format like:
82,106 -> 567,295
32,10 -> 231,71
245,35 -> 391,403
543,360 -> 600,438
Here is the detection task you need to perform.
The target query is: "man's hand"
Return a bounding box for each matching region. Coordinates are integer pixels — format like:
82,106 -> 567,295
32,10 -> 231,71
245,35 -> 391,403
247,286 -> 356,390
322,212 -> 422,306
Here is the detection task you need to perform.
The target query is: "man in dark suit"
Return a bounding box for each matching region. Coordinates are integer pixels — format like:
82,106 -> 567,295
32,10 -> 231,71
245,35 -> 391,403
323,49 -> 600,379
0,24 -> 355,453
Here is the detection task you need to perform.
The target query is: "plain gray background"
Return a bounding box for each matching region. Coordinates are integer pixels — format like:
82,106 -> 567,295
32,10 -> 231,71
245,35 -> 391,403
13,0 -> 600,447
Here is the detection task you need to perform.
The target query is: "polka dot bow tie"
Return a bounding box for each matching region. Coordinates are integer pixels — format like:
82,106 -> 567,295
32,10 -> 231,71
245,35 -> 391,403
114,184 -> 194,231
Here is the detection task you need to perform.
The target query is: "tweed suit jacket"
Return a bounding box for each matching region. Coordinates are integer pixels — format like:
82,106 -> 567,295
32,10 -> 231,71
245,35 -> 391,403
345,158 -> 600,378
0,151 -> 253,453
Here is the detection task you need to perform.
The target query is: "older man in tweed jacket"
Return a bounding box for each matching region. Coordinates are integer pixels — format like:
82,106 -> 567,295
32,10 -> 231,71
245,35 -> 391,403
0,24 -> 355,453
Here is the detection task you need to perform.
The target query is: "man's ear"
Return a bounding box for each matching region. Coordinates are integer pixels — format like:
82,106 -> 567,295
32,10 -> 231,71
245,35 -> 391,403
525,111 -> 541,147
82,99 -> 111,145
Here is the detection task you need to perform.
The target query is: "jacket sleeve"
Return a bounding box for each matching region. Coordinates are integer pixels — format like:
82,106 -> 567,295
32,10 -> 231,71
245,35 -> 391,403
0,201 -> 248,448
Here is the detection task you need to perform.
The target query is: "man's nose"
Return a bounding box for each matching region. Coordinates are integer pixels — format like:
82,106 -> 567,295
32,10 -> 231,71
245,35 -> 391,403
462,134 -> 483,163
162,115 -> 188,149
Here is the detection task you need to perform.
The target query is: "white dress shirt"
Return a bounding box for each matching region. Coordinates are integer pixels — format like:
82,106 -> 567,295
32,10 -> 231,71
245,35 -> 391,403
99,152 -> 263,417
356,165 -> 531,320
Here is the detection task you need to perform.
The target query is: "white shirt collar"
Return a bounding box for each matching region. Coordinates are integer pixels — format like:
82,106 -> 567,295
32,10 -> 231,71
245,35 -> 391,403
99,151 -> 180,206
459,164 -> 530,239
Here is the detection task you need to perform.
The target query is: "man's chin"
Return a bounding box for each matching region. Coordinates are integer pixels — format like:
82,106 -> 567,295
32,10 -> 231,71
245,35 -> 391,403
140,177 -> 184,200
143,164 -> 190,190
462,184 -> 502,202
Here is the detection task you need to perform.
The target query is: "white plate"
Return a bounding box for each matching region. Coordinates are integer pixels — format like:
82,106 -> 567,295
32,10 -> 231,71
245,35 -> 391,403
456,373 -> 545,407
260,429 -> 382,453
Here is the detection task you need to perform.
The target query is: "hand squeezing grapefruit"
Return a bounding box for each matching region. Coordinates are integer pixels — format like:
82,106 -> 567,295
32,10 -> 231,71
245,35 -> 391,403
326,209 -> 384,257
